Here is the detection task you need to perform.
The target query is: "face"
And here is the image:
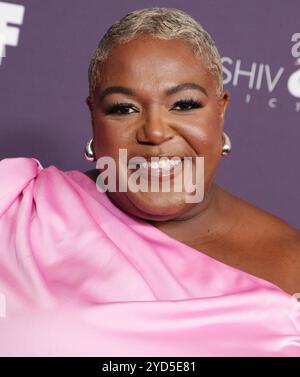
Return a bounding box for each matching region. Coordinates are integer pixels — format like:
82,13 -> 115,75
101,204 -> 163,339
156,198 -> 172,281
86,36 -> 229,222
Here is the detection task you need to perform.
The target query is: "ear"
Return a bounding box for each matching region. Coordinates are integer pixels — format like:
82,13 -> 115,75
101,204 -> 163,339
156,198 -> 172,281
86,96 -> 93,112
218,90 -> 230,121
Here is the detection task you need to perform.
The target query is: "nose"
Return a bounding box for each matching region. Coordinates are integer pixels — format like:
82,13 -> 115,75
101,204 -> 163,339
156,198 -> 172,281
136,107 -> 175,145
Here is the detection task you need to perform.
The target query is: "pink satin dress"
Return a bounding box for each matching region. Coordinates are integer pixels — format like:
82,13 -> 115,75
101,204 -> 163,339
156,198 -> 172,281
0,157 -> 299,356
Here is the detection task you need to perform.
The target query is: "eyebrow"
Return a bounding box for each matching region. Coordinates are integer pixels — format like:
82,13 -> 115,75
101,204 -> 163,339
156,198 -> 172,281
97,82 -> 208,101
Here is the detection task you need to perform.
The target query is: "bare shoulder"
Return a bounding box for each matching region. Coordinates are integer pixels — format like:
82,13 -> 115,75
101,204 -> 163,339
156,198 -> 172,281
222,186 -> 299,238
221,187 -> 300,294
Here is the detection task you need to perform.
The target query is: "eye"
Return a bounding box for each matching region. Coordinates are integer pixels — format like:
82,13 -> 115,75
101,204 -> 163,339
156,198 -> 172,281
105,102 -> 139,115
172,98 -> 203,111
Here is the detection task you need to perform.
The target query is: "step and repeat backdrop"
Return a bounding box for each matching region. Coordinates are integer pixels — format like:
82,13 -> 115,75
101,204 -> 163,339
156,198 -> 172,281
0,0 -> 299,227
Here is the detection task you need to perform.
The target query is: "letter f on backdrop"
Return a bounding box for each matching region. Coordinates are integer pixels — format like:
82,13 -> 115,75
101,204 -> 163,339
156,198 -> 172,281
0,1 -> 25,65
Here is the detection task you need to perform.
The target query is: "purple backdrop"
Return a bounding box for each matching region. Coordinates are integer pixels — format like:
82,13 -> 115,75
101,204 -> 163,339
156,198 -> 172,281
0,0 -> 299,227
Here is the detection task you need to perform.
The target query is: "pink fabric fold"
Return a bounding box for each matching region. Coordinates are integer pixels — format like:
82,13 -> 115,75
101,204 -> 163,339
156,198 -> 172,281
0,156 -> 299,356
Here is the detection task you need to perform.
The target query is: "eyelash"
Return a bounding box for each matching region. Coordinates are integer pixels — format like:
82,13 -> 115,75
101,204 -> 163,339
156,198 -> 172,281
105,98 -> 203,115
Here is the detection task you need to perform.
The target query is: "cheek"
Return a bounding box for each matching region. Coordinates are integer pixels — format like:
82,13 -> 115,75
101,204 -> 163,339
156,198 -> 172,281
93,121 -> 131,157
182,116 -> 222,158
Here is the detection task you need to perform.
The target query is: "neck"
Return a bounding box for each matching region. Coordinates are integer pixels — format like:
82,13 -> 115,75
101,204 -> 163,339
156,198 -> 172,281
147,182 -> 238,246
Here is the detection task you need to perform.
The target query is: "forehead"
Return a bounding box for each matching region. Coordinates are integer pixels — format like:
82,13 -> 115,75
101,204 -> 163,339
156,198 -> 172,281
97,36 -> 213,90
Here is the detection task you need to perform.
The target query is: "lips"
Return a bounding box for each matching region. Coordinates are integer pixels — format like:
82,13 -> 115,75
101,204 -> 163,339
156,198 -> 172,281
129,155 -> 184,162
128,156 -> 184,167
128,155 -> 185,178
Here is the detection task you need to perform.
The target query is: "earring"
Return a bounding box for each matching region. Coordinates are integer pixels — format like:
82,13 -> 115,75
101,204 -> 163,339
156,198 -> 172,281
84,138 -> 96,162
221,131 -> 231,156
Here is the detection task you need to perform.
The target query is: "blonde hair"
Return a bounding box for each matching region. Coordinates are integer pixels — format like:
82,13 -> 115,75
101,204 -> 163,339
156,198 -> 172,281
88,7 -> 223,100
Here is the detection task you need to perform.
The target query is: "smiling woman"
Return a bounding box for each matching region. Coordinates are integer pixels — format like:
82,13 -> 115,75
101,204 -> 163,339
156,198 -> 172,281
0,7 -> 300,357
86,34 -> 228,220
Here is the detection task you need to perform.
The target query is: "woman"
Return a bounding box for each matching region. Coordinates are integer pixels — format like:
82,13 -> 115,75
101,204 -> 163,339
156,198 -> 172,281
0,7 -> 299,356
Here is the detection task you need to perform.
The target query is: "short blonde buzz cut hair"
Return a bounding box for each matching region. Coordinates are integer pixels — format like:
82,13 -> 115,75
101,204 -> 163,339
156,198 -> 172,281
88,7 -> 223,101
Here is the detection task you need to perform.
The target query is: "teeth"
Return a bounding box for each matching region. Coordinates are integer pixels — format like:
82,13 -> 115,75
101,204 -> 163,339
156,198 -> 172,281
140,159 -> 182,170
128,157 -> 183,171
173,159 -> 182,166
151,161 -> 159,169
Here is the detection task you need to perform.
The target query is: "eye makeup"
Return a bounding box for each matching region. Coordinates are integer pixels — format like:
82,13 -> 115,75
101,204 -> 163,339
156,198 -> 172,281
104,97 -> 204,115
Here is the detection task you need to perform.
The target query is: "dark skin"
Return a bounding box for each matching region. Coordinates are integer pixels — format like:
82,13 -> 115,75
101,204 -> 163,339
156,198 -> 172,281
85,36 -> 300,296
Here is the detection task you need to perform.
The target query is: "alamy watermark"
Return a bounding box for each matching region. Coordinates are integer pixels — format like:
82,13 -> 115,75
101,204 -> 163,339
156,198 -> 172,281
94,148 -> 205,204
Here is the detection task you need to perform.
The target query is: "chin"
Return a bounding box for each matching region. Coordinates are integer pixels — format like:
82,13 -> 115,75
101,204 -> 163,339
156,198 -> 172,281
125,191 -> 191,220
